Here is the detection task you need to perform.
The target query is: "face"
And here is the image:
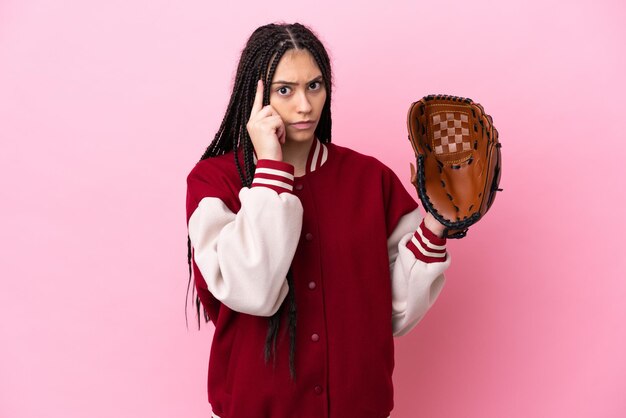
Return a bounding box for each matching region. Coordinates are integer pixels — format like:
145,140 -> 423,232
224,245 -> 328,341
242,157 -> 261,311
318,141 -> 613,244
268,49 -> 327,144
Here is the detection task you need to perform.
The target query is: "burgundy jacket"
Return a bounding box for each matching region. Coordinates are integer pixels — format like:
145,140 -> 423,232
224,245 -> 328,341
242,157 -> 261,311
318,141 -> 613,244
186,138 -> 451,418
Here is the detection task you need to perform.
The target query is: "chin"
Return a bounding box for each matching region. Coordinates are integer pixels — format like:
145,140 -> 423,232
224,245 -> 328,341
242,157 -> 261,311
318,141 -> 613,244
286,131 -> 316,142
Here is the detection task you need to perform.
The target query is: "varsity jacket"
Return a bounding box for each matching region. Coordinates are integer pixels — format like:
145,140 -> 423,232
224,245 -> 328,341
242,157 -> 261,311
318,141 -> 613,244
185,137 -> 452,418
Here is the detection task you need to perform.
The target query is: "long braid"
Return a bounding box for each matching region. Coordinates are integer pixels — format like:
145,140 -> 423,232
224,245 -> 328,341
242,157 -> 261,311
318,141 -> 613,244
186,22 -> 334,382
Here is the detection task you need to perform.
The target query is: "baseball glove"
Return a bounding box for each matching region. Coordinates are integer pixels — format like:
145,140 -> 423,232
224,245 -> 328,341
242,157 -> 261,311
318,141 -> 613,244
407,94 -> 502,239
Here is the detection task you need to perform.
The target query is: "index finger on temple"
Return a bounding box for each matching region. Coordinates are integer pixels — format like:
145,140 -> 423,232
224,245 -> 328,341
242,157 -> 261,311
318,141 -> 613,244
251,79 -> 263,115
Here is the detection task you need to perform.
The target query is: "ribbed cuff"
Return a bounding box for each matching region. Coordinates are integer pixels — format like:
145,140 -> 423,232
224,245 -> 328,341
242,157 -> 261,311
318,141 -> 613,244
406,219 -> 448,263
251,159 -> 295,194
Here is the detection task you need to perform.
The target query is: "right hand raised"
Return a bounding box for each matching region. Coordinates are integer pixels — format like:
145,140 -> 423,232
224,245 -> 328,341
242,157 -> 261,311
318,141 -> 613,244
246,79 -> 286,161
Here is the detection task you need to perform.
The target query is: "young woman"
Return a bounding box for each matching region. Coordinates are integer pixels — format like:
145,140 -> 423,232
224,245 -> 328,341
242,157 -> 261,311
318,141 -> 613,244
185,22 -> 451,418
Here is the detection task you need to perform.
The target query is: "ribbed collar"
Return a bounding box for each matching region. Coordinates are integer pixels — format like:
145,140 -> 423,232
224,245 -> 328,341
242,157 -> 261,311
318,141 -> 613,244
252,137 -> 329,174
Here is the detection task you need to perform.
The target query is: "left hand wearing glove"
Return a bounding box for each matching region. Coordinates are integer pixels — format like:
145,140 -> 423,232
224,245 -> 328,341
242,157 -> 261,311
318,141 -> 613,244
407,94 -> 503,239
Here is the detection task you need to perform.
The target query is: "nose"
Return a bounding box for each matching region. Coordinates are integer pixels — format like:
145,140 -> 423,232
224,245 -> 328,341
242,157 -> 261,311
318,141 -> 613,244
296,90 -> 313,113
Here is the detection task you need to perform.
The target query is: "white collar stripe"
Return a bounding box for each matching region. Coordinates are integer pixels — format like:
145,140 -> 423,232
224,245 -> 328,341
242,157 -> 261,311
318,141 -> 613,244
320,143 -> 328,166
309,139 -> 321,172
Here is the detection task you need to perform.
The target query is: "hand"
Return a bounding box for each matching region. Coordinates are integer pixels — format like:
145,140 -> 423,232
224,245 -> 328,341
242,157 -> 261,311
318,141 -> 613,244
410,163 -> 446,238
423,211 -> 446,238
246,79 -> 286,161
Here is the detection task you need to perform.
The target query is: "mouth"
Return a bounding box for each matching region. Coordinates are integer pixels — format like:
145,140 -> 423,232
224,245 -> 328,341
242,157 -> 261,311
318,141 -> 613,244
290,120 -> 315,130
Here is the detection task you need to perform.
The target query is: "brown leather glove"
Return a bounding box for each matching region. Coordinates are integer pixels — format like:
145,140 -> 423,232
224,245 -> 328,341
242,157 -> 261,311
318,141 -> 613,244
407,94 -> 502,239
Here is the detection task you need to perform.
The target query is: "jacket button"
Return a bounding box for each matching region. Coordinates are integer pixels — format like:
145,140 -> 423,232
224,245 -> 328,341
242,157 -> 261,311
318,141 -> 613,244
305,232 -> 313,241
295,183 -> 303,191
311,333 -> 319,342
314,385 -> 323,395
308,281 -> 316,290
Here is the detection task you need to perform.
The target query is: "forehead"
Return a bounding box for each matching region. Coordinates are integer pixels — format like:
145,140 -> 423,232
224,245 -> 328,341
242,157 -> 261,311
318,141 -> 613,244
272,49 -> 322,81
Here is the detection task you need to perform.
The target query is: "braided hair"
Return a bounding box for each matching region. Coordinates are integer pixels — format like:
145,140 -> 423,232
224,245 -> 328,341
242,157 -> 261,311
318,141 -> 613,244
185,22 -> 334,381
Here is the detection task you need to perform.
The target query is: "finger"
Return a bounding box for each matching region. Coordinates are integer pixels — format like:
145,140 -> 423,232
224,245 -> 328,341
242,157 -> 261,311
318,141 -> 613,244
250,79 -> 263,116
261,115 -> 283,129
265,104 -> 278,116
276,123 -> 285,144
258,104 -> 278,119
271,114 -> 285,128
255,105 -> 274,119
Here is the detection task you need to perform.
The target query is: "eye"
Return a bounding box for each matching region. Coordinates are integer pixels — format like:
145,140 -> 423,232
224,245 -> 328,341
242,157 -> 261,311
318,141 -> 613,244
277,86 -> 291,96
309,81 -> 322,90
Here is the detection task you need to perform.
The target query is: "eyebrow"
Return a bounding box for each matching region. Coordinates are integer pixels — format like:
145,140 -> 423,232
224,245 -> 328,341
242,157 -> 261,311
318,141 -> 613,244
271,75 -> 323,85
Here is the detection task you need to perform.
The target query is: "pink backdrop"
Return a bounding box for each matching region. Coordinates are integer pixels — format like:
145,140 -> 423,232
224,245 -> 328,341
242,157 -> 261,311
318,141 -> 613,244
2,0 -> 625,417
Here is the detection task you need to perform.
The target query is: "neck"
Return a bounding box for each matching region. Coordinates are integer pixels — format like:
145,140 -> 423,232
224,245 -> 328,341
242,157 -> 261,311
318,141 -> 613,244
281,137 -> 315,176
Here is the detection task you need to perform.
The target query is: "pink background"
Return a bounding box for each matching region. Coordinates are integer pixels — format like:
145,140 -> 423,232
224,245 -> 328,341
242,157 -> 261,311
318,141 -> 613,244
1,0 -> 625,417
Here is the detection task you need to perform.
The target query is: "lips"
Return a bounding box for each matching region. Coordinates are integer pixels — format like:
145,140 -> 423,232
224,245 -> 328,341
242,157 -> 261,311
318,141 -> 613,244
290,120 -> 315,129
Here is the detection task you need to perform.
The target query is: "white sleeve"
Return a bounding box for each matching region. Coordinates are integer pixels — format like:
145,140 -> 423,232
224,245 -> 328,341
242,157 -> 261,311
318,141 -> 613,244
388,208 -> 452,337
187,160 -> 303,317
